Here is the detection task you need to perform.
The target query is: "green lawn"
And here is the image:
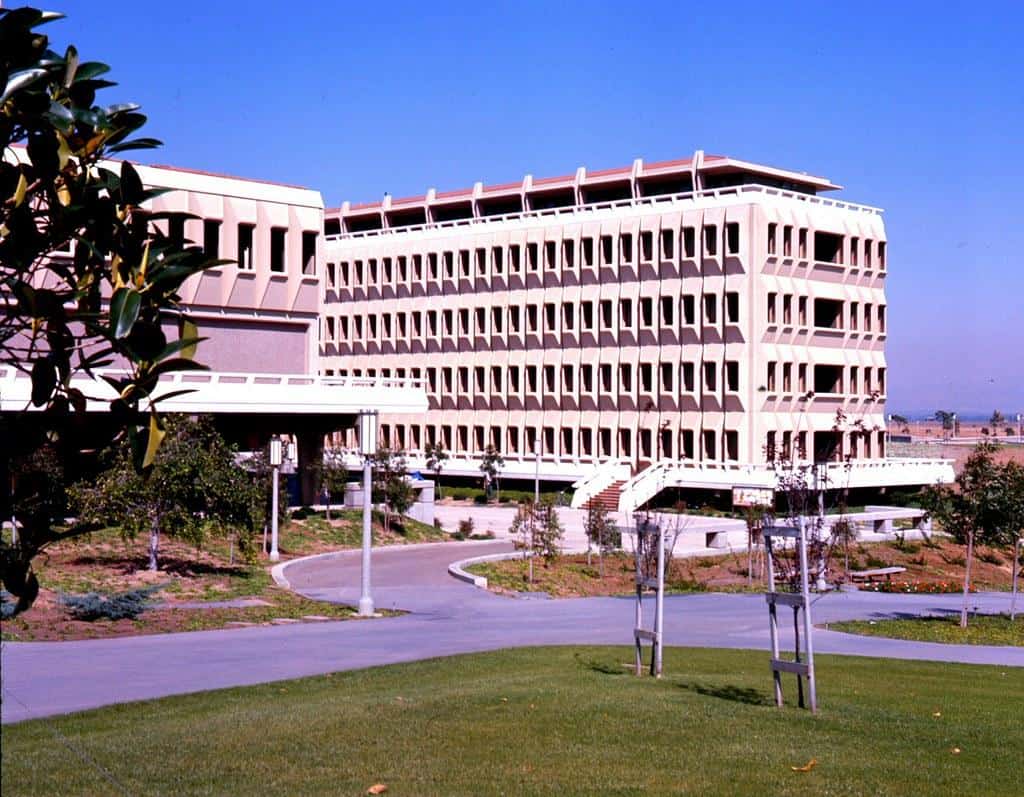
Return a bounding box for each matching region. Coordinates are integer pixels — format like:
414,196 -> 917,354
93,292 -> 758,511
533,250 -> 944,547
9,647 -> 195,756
4,647 -> 1022,796
830,613 -> 1024,647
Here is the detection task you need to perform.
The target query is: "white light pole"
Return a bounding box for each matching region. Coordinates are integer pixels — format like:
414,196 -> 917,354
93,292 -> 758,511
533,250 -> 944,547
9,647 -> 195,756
1017,413 -> 1022,442
268,435 -> 283,562
358,410 -> 378,617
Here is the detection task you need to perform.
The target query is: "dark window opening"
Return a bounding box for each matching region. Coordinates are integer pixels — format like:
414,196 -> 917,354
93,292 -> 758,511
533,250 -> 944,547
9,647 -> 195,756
767,223 -> 777,255
387,207 -> 427,228
637,174 -> 693,197
479,196 -> 522,217
660,296 -> 674,326
203,219 -> 220,258
660,229 -> 674,259
814,298 -> 843,329
725,361 -> 739,392
270,227 -> 287,272
582,238 -> 595,267
346,214 -> 382,233
703,225 -> 718,256
583,182 -> 631,204
725,292 -> 739,323
545,240 -> 557,269
601,236 -> 614,264
621,233 -> 633,263
640,231 -> 654,261
703,294 -> 717,324
682,295 -> 696,325
683,227 -> 696,258
527,242 -> 539,271
640,297 -> 654,327
530,189 -> 575,210
813,364 -> 844,394
237,223 -> 256,270
725,222 -> 740,255
813,231 -> 843,264
432,202 -> 473,222
563,239 -> 575,268
324,218 -> 341,236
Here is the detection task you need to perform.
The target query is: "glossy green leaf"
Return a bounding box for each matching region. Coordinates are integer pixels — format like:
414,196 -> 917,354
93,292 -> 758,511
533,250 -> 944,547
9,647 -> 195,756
110,287 -> 141,339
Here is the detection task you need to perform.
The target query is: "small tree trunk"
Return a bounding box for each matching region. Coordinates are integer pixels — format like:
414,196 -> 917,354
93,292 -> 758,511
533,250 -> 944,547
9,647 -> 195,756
325,489 -> 331,522
960,529 -> 975,628
1010,536 -> 1020,622
747,535 -> 753,589
148,517 -> 160,572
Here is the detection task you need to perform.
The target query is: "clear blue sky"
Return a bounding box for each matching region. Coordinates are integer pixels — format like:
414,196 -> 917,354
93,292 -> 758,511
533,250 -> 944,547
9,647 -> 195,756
49,0 -> 1023,418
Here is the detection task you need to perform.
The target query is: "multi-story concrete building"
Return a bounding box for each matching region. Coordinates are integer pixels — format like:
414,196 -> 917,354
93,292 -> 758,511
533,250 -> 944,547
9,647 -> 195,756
321,151 -> 950,508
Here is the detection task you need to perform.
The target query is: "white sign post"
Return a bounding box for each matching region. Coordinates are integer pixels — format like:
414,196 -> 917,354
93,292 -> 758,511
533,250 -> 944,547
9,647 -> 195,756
268,435 -> 283,562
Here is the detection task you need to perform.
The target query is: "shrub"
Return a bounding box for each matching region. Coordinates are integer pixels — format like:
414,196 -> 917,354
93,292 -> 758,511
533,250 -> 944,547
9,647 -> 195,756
865,580 -> 972,595
0,590 -> 16,620
865,554 -> 888,569
453,518 -> 475,540
61,586 -> 163,621
978,549 -> 1004,566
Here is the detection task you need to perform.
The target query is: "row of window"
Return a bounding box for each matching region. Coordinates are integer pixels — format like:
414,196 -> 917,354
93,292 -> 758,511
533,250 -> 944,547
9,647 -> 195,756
326,226 -> 884,290
765,430 -> 886,461
163,216 -> 318,275
766,225 -> 885,268
765,362 -> 886,396
322,294 -> 743,345
767,293 -> 886,332
339,422 -> 741,462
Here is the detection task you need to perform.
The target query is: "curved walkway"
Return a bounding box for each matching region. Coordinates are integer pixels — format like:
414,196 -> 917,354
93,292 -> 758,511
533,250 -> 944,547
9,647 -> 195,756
3,541 -> 1022,724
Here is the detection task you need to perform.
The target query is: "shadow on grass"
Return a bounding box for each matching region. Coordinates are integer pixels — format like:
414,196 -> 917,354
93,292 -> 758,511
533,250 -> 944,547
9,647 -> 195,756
679,681 -> 769,706
68,554 -> 251,579
574,653 -> 630,676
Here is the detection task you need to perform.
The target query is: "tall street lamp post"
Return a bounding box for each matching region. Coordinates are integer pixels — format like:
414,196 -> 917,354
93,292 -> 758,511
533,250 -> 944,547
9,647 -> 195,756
268,435 -> 282,562
358,410 -> 378,617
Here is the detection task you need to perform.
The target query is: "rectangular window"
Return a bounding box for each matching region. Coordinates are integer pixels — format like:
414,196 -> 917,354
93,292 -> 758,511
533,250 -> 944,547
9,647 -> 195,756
766,431 -> 776,461
703,430 -> 716,460
544,302 -> 557,332
703,362 -> 717,391
510,244 -> 521,273
562,364 -> 574,392
783,225 -> 793,257
783,294 -> 792,325
581,301 -> 594,331
340,261 -> 349,287
798,364 -> 807,392
878,242 -> 886,269
620,233 -> 633,263
878,305 -> 886,332
509,306 -> 521,333
798,296 -> 807,326
475,307 -> 486,336
850,366 -> 859,393
682,362 -> 695,392
443,251 -> 454,278
640,297 -> 654,327
660,296 -> 673,327
543,365 -> 556,394
767,292 -> 777,324
619,363 -> 633,392
864,303 -> 873,332
459,249 -> 470,277
660,362 -> 673,392
474,367 -> 485,393
725,222 -> 740,255
581,364 -> 594,393
509,366 -> 520,393
725,361 -> 739,392
237,223 -> 255,270
168,214 -> 186,248
619,429 -> 632,458
582,237 -> 595,267
383,257 -> 393,284
270,227 -> 287,272
640,363 -> 653,393
412,254 -> 423,281
527,242 -> 539,271
813,231 -> 843,264
491,306 -> 503,334
491,366 -> 502,392
850,237 -> 859,266
600,300 -> 614,330
660,229 -> 674,259
563,239 -> 575,268
601,235 -> 614,265
562,428 -> 574,457
768,223 -> 777,255
767,361 -> 776,392
526,366 -> 538,393
545,240 -> 557,270
864,240 -> 873,268
527,304 -> 539,333
203,219 -> 221,258
682,295 -> 696,325
620,298 -> 633,328
640,230 -> 654,262
850,301 -> 859,330
798,228 -> 807,259
491,246 -> 503,273
397,255 -> 407,283
302,231 -> 317,274
683,226 -> 696,258
703,225 -> 718,256
600,363 -> 613,392
725,292 -> 739,324
703,294 -> 717,324
724,430 -> 738,461
782,363 -> 792,392
562,302 -> 575,330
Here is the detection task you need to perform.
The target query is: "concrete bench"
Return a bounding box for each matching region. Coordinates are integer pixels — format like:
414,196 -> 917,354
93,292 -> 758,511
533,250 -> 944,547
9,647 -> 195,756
849,566 -> 907,584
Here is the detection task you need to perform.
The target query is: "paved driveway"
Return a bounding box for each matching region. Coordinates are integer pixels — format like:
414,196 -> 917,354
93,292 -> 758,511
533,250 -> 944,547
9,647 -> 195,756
3,541 -> 1022,724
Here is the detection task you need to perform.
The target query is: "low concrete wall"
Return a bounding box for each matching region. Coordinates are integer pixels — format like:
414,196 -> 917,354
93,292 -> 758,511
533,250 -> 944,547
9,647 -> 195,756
448,550 -> 530,589
344,478 -> 435,526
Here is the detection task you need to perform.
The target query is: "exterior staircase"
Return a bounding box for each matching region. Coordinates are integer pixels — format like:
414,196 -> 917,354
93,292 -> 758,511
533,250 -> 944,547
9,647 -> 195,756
586,481 -> 625,513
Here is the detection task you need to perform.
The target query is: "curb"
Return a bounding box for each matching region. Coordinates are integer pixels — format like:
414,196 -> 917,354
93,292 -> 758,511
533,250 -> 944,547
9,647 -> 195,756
448,551 -> 530,589
270,539 -> 464,590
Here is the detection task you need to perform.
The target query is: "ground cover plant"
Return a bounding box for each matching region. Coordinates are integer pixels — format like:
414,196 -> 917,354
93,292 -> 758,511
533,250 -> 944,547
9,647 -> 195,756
829,613 -> 1023,647
3,646 -> 1022,796
466,536 -> 1017,598
0,510 -> 441,641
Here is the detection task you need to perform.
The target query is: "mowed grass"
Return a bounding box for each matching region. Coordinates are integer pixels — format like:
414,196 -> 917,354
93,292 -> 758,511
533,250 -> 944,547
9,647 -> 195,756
831,613 -> 1024,647
3,647 -> 1022,796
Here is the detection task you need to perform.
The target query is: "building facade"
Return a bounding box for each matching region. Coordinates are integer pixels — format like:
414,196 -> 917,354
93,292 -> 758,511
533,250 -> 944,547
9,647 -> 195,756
320,152 -> 892,487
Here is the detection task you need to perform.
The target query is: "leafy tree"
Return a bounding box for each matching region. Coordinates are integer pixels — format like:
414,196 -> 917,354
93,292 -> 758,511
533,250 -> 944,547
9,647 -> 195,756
922,442 -> 1023,627
314,454 -> 349,520
990,410 -> 1005,436
934,410 -> 955,434
1,8 -> 220,612
742,504 -> 768,587
371,447 -> 414,533
890,414 -> 910,433
584,501 -> 620,577
424,441 -> 448,498
479,444 -> 505,502
510,498 -> 564,583
72,417 -> 260,571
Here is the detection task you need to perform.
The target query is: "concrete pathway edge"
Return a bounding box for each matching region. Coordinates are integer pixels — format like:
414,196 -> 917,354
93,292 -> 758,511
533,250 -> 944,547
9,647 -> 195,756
448,551 -> 530,588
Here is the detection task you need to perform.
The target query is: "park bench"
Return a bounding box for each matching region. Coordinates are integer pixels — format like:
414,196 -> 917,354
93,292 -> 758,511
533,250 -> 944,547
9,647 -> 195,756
849,566 -> 907,584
